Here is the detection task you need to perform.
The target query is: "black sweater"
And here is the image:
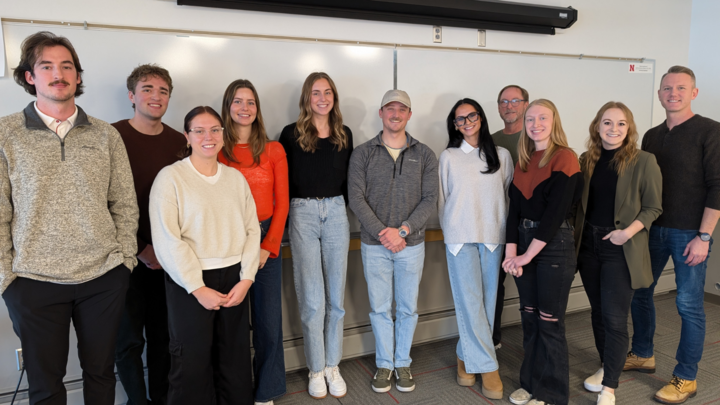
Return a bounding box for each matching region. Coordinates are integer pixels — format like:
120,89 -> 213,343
641,115 -> 720,230
279,123 -> 353,201
586,148 -> 619,227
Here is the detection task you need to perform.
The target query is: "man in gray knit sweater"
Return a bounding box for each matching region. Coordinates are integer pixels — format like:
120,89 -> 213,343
0,32 -> 138,404
348,89 -> 438,395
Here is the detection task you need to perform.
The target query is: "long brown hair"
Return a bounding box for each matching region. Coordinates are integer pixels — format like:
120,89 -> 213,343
295,72 -> 348,152
518,99 -> 576,171
582,101 -> 640,177
221,79 -> 268,165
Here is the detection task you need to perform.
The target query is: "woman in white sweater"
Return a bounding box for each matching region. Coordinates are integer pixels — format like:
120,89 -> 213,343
149,106 -> 261,405
438,98 -> 513,400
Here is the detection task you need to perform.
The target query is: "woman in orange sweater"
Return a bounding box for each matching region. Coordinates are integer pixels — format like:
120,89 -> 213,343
219,79 -> 289,405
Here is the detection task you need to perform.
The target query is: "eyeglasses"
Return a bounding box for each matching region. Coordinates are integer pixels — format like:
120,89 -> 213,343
498,99 -> 526,107
454,112 -> 480,126
188,127 -> 224,136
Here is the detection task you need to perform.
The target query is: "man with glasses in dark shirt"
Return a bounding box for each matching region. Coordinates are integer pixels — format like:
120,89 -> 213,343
490,85 -> 528,349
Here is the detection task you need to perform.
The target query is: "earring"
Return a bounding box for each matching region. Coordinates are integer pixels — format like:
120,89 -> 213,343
187,143 -> 190,148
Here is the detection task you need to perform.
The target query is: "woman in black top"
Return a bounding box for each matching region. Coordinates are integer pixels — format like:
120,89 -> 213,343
503,99 -> 583,405
278,72 -> 353,400
574,102 -> 662,405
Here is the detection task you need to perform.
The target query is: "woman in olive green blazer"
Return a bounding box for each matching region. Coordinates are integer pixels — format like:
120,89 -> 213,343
573,102 -> 662,405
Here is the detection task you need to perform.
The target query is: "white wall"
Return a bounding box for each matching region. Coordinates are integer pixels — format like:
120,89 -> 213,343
689,0 -> 720,296
0,0 -> 695,402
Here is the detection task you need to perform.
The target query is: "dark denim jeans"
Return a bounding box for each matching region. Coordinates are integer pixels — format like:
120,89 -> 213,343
577,223 -> 635,389
630,226 -> 711,380
250,217 -> 287,402
116,261 -> 170,405
514,223 -> 576,405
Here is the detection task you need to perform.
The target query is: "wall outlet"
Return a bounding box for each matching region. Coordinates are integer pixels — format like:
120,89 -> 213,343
433,26 -> 442,43
15,348 -> 23,371
478,30 -> 487,47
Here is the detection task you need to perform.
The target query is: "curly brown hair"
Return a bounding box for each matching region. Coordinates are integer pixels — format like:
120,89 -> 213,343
13,31 -> 85,97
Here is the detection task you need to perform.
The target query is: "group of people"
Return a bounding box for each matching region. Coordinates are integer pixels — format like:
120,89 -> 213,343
0,30 -> 717,405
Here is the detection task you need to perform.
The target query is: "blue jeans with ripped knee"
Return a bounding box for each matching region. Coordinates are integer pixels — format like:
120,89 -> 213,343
513,223 -> 576,405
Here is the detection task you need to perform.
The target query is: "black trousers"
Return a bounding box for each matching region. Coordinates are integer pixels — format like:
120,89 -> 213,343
514,224 -> 576,405
165,263 -> 253,405
115,262 -> 171,405
577,223 -> 635,389
493,260 -> 507,346
2,265 -> 130,405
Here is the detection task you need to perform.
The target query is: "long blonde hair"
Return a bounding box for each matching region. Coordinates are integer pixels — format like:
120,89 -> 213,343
518,99 -> 576,171
221,79 -> 268,165
582,101 -> 640,176
295,72 -> 348,152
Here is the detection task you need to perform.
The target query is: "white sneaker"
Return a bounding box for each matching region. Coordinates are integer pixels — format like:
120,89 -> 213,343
324,365 -> 347,398
527,400 -> 546,405
597,390 -> 615,405
509,388 -> 533,404
495,343 -> 503,350
255,402 -> 274,405
308,370 -> 327,399
584,367 -> 604,392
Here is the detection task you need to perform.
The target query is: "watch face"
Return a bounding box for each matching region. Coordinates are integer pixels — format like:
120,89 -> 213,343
701,233 -> 712,242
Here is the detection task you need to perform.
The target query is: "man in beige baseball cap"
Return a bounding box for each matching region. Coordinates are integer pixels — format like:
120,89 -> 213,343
348,88 -> 438,395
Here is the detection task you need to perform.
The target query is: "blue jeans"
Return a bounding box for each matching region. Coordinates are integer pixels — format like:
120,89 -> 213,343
289,196 -> 350,373
250,217 -> 286,402
446,244 -> 501,373
630,226 -> 711,380
361,242 -> 425,370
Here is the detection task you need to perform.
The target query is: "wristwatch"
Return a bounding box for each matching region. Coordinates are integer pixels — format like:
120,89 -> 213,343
398,227 -> 408,238
697,232 -> 711,242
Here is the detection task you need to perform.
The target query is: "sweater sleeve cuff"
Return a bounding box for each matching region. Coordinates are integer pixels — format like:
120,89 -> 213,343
260,239 -> 280,258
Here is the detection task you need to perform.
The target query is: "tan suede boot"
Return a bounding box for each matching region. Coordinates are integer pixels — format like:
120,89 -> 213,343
456,357 -> 475,386
623,351 -> 655,373
481,370 -> 504,400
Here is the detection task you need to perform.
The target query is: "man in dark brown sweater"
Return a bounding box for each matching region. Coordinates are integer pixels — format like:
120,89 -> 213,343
626,65 -> 720,404
113,64 -> 186,405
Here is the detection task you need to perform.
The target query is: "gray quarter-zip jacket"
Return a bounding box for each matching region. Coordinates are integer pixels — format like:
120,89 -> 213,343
348,132 -> 438,246
0,103 -> 139,294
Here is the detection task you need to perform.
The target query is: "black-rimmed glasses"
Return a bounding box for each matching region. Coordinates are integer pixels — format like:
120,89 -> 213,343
454,112 -> 480,126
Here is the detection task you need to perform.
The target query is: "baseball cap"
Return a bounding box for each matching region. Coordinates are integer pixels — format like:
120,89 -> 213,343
381,89 -> 411,109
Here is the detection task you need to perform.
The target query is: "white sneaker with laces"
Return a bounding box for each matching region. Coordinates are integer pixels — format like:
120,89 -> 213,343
584,367 -> 604,392
324,365 -> 347,398
308,370 -> 327,399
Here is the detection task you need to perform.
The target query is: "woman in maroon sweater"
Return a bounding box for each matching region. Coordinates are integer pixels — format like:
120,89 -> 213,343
503,99 -> 583,405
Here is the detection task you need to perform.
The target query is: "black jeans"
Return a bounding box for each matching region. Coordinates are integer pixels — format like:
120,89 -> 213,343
577,223 -> 635,389
165,263 -> 253,405
514,223 -> 576,405
493,258 -> 506,346
3,265 -> 130,405
115,261 -> 170,405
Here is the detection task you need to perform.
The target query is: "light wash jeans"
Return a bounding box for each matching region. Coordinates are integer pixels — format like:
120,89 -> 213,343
289,196 -> 350,373
361,242 -> 425,370
446,243 -> 501,374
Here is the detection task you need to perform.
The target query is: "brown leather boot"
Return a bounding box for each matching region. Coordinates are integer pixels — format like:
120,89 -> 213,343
623,351 -> 656,373
654,375 -> 697,404
456,357 -> 475,386
480,370 -> 503,400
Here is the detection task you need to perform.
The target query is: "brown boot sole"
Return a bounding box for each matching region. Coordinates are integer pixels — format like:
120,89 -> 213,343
457,374 -> 476,386
482,386 -> 504,400
653,391 -> 696,404
624,366 -> 656,374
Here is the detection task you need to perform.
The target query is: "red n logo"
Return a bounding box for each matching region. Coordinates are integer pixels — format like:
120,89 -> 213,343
629,64 -> 635,72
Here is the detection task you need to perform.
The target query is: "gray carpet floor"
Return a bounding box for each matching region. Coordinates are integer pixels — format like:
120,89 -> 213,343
276,292 -> 720,404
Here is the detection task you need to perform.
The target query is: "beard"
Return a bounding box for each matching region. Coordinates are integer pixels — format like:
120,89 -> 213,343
502,114 -> 518,124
